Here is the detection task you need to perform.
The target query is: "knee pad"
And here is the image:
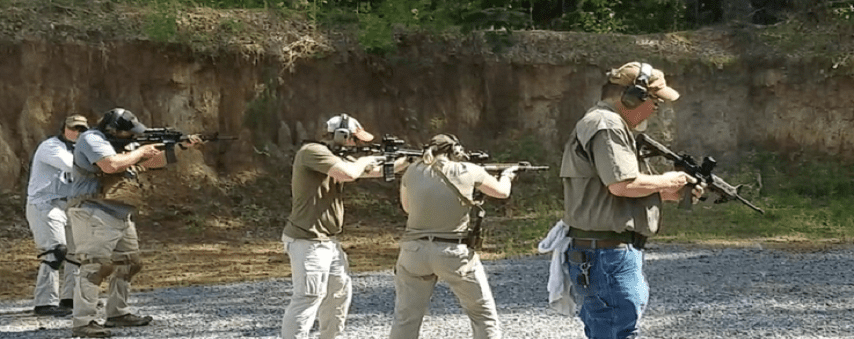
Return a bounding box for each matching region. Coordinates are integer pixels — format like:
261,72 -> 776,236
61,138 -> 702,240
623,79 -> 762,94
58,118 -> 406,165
114,253 -> 143,281
38,244 -> 68,270
85,262 -> 115,285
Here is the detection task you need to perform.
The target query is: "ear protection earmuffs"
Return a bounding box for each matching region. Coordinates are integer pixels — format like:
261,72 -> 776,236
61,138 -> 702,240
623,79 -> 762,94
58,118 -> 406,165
332,114 -> 351,144
621,63 -> 653,109
445,134 -> 467,161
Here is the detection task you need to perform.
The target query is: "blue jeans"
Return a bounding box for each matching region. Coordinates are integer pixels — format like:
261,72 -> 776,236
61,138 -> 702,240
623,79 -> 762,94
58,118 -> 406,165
566,244 -> 648,339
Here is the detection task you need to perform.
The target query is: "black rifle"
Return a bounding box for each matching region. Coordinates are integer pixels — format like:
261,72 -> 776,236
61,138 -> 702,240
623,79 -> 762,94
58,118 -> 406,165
336,135 -> 423,182
108,128 -> 238,164
464,151 -> 550,250
635,133 -> 765,214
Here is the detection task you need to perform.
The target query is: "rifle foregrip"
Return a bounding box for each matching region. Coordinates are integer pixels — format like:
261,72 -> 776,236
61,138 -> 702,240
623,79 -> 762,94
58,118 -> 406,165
678,186 -> 694,211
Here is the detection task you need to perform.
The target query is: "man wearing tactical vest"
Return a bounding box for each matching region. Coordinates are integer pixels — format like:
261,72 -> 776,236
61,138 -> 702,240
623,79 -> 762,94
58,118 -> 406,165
281,113 -> 408,339
26,114 -> 89,317
389,134 -> 519,339
560,62 -> 704,339
66,108 -> 201,338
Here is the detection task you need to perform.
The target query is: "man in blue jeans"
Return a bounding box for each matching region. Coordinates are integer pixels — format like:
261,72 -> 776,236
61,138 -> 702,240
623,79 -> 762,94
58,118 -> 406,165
559,61 -> 703,339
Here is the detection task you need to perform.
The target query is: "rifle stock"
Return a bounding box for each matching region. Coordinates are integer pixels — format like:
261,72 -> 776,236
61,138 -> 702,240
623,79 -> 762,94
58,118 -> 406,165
635,133 -> 764,214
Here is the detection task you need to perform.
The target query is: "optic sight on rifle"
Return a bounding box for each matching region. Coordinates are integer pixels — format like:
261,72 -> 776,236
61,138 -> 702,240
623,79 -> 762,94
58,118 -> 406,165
109,128 -> 238,164
335,135 -> 423,182
635,133 -> 764,214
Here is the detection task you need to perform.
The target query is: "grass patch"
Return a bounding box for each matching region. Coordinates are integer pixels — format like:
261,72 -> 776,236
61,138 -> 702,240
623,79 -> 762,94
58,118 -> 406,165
658,151 -> 854,246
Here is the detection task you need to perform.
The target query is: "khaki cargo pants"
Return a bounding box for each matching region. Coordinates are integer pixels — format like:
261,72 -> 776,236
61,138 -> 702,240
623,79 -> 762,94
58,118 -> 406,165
390,240 -> 501,339
67,204 -> 140,328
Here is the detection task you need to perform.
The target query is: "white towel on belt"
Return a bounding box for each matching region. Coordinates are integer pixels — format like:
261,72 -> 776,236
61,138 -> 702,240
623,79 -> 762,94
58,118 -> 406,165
537,219 -> 576,316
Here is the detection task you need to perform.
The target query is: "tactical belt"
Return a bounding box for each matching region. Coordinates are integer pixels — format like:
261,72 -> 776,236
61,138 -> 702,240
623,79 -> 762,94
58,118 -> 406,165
416,236 -> 466,244
568,227 -> 647,249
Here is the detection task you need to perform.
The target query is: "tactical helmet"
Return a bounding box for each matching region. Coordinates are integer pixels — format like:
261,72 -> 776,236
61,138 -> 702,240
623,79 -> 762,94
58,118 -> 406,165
96,108 -> 147,136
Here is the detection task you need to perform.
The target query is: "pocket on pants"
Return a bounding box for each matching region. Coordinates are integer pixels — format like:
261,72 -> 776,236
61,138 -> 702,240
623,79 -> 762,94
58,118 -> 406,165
303,272 -> 327,297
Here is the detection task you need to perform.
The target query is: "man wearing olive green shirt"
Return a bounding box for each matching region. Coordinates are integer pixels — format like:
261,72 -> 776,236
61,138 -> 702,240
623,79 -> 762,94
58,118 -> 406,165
560,62 -> 703,339
281,113 -> 407,339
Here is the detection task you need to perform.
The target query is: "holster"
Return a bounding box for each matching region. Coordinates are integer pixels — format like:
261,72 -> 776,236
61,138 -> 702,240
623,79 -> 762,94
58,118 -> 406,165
465,226 -> 483,250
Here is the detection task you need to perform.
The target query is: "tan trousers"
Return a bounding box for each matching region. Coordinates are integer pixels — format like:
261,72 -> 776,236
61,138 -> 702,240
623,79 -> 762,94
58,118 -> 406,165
281,235 -> 352,339
390,240 -> 501,339
68,205 -> 140,328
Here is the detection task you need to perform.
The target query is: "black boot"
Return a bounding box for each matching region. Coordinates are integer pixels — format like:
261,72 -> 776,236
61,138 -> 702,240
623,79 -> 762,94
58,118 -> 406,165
59,298 -> 73,309
34,305 -> 72,317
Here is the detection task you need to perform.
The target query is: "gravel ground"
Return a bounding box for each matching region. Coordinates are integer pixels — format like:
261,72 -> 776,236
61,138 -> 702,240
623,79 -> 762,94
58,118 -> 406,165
2,244 -> 853,339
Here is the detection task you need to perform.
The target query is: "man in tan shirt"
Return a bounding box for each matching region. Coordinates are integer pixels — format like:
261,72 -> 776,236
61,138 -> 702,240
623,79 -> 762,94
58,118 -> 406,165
560,62 -> 703,339
281,113 -> 407,339
389,134 -> 518,339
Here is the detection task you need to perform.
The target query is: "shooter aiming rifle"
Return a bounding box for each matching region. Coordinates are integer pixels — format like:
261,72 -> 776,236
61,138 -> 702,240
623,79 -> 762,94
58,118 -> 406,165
463,151 -> 550,250
335,135 -> 423,182
635,133 -> 764,214
108,128 -> 238,164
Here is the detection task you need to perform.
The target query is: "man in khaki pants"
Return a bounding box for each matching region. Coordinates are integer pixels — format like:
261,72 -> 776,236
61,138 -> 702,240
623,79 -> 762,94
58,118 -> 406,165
390,134 -> 518,339
281,113 -> 407,339
67,108 -> 201,337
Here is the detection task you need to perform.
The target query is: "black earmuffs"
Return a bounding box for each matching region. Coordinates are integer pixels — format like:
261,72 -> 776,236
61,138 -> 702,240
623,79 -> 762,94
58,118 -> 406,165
621,63 -> 653,109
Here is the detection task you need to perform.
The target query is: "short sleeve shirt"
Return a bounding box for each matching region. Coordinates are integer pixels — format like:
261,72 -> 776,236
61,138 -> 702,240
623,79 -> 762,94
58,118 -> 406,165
559,101 -> 661,236
27,137 -> 74,204
399,158 -> 490,241
70,130 -> 136,218
283,143 -> 346,240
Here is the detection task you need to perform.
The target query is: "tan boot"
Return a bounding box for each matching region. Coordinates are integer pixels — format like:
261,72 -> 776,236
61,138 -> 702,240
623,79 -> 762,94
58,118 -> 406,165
71,320 -> 111,338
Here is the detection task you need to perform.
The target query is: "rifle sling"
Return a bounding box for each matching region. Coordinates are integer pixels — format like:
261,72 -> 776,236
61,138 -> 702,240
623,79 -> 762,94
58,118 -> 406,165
429,161 -> 485,214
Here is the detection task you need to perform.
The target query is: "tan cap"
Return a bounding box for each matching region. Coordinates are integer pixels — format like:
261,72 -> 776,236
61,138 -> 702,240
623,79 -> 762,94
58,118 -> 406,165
65,114 -> 89,129
326,114 -> 374,142
607,62 -> 680,101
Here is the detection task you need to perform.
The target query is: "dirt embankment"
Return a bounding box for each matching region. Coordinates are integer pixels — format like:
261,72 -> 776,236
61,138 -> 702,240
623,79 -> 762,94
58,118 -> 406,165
2,2 -> 854,300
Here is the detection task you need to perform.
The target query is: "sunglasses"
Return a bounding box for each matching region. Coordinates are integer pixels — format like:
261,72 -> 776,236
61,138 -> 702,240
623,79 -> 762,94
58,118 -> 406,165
71,126 -> 88,132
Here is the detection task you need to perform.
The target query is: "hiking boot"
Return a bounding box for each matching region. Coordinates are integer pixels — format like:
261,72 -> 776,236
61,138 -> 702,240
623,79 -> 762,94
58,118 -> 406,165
33,305 -> 72,317
72,320 -> 111,338
59,298 -> 73,309
104,313 -> 152,328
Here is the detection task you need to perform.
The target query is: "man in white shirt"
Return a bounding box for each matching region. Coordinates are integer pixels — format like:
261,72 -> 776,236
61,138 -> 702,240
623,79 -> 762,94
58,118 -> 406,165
26,114 -> 88,317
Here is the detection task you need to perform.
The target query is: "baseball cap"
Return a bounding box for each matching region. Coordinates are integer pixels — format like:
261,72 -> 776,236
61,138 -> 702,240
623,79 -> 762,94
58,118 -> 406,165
607,62 -> 680,101
65,114 -> 89,129
326,114 -> 374,142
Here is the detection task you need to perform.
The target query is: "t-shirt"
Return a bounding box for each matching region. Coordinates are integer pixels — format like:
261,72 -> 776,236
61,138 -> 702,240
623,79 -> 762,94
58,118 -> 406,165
70,129 -> 136,218
399,158 -> 489,241
283,143 -> 346,240
27,136 -> 74,205
559,101 -> 661,236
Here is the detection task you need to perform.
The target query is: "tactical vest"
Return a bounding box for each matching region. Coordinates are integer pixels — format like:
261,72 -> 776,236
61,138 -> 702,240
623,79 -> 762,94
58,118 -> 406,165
96,167 -> 148,207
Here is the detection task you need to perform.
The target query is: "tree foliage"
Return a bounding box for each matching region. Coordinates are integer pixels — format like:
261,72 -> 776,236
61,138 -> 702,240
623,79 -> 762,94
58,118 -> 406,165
117,0 -> 853,54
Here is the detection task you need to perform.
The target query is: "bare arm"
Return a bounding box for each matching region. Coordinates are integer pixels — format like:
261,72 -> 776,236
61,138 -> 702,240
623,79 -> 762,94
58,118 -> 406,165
608,171 -> 694,201
476,173 -> 513,199
95,144 -> 163,174
327,155 -> 384,182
